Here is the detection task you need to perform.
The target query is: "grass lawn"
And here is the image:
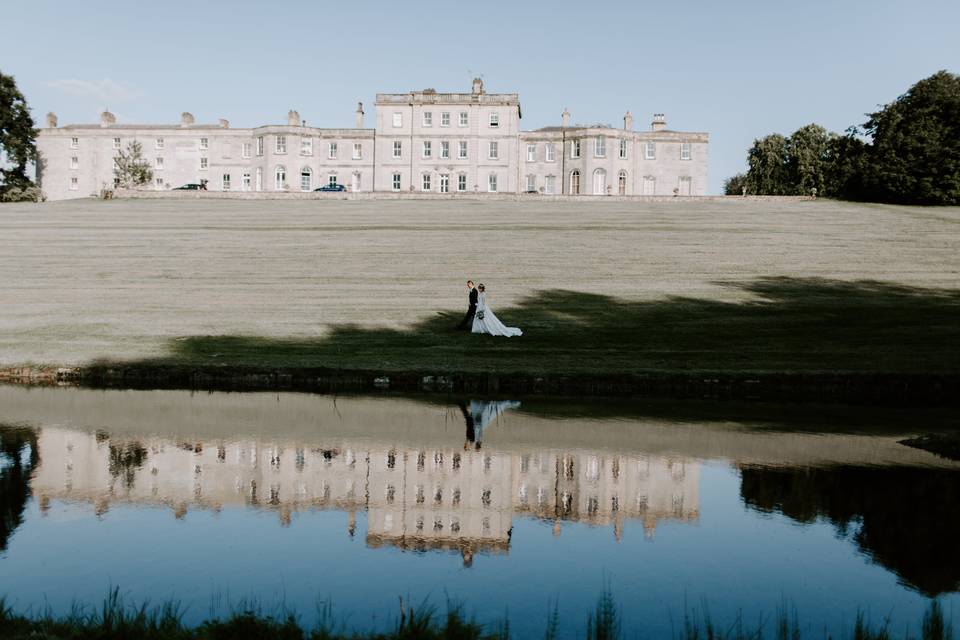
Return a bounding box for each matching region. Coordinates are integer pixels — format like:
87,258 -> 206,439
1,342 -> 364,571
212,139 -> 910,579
1,197 -> 958,376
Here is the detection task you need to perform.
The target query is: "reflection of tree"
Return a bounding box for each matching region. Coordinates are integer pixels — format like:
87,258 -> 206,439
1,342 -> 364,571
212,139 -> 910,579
740,465 -> 960,596
108,441 -> 149,490
1,425 -> 39,552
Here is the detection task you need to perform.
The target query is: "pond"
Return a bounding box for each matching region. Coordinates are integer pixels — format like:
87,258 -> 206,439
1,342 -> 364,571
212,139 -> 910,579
1,385 -> 958,637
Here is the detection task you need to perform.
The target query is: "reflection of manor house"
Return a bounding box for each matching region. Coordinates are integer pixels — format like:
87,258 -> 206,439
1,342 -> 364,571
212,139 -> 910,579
30,422 -> 699,561
36,78 -> 708,200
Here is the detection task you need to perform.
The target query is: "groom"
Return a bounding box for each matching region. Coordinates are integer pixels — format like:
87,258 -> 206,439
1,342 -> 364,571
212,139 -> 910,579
456,280 -> 478,330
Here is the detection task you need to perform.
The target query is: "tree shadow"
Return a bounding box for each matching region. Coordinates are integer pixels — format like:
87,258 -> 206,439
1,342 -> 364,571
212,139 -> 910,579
129,276 -> 960,375
0,425 -> 39,552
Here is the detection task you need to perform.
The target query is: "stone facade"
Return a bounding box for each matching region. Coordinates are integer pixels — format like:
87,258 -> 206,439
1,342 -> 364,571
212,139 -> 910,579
36,80 -> 708,201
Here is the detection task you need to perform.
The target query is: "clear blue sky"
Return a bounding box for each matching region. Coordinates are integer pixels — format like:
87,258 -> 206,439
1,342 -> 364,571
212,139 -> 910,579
4,0 -> 958,193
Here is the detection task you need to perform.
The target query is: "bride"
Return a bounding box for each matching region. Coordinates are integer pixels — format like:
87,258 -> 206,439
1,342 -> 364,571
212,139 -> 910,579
471,284 -> 523,337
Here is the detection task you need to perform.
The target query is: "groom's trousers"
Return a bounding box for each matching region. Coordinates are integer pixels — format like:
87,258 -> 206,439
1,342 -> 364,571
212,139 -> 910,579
456,306 -> 476,330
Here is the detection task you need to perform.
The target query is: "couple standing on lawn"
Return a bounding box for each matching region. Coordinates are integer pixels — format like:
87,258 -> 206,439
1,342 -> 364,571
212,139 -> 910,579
455,280 -> 523,337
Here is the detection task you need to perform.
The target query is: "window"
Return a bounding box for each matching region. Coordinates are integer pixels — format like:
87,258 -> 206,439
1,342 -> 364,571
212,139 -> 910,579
595,137 -> 606,158
155,157 -> 164,170
526,174 -> 536,192
327,174 -> 338,186
422,141 -> 432,158
275,165 -> 286,190
200,157 -> 208,170
155,138 -> 164,150
458,174 -> 467,192
527,144 -> 536,162
422,173 -> 431,191
69,177 -> 78,190
243,172 -> 251,191
392,141 -> 402,158
440,141 -> 450,159
242,142 -> 251,158
439,173 -> 449,193
440,112 -> 450,127
620,139 -> 628,159
328,142 -> 338,159
644,142 -> 655,160
256,136 -> 264,156
222,174 -> 231,191
392,173 -> 401,191
571,139 -> 581,158
488,173 -> 498,192
570,170 -> 581,194
618,170 -> 628,195
113,137 -> 121,150
545,175 -> 556,194
353,143 -> 362,160
679,176 -> 692,195
300,167 -> 312,191
392,112 -> 403,127
489,113 -> 499,127
200,137 -> 209,150
70,137 -> 78,149
458,141 -> 467,159
545,143 -> 556,162
459,112 -> 468,127
275,135 -> 286,153
70,156 -> 78,169
155,178 -> 164,188
301,137 -> 313,156
488,141 -> 498,160
423,111 -> 433,127
681,142 -> 691,160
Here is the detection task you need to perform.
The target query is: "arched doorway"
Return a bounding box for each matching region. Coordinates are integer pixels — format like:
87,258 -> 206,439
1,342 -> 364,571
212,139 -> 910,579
570,170 -> 580,195
593,168 -> 607,195
300,167 -> 312,192
274,165 -> 286,191
618,170 -> 627,195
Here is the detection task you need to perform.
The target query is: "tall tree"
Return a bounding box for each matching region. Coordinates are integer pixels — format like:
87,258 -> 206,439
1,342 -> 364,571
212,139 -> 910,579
745,134 -> 791,195
723,173 -> 747,195
0,71 -> 38,199
860,70 -> 960,205
113,140 -> 153,189
786,124 -> 832,196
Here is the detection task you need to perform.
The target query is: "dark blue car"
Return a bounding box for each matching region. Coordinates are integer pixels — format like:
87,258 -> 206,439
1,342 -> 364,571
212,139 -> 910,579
314,183 -> 346,192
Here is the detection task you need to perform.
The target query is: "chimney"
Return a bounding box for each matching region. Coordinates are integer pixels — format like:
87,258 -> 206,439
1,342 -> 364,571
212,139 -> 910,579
651,113 -> 666,132
46,112 -> 58,128
471,77 -> 484,96
355,101 -> 364,128
99,110 -> 116,127
219,118 -> 229,128
287,110 -> 301,126
561,108 -> 570,128
624,110 -> 633,131
180,112 -> 195,127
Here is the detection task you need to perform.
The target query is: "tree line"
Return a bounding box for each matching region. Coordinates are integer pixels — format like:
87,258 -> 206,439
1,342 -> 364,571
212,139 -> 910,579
726,70 -> 960,205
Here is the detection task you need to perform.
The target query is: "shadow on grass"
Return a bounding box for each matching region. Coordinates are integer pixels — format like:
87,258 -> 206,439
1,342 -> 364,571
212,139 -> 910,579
134,277 -> 960,375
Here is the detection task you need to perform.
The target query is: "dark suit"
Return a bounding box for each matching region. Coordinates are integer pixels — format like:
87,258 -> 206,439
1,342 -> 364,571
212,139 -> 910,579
456,287 -> 478,330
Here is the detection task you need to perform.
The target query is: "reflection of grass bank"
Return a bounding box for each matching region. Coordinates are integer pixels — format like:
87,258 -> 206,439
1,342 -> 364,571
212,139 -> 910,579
0,589 -> 954,640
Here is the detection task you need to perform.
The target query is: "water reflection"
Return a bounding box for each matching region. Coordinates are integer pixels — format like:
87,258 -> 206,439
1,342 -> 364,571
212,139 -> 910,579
23,400 -> 699,566
1,425 -> 39,553
740,464 -> 960,596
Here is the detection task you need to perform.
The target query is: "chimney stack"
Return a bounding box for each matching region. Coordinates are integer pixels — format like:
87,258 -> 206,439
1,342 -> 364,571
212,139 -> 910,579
624,111 -> 633,131
99,110 -> 116,127
471,77 -> 484,96
561,108 -> 570,128
651,113 -> 666,132
180,112 -> 195,127
356,101 -> 364,128
287,110 -> 301,126
218,118 -> 229,128
46,112 -> 58,128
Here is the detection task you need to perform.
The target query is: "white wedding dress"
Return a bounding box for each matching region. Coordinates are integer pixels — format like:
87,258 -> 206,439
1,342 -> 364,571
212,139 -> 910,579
471,292 -> 523,337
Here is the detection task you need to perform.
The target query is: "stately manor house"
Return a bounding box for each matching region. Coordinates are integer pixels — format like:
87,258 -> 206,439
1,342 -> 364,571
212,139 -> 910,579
37,79 -> 708,201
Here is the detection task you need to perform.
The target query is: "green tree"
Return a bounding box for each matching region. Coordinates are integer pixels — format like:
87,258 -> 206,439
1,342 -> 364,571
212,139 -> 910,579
744,134 -> 791,195
823,129 -> 869,200
786,123 -> 832,196
723,172 -> 747,195
113,140 -> 153,189
0,71 -> 38,200
860,70 -> 960,205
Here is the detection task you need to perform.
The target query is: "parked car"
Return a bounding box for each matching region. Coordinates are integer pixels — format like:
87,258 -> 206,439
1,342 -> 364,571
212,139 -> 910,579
314,183 -> 346,192
173,183 -> 206,191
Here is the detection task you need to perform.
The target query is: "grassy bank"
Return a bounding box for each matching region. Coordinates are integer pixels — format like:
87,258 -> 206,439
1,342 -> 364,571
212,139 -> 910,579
0,590 -> 954,640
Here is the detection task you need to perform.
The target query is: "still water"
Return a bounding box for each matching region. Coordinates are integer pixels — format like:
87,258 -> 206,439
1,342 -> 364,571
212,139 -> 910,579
1,385 -> 958,637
